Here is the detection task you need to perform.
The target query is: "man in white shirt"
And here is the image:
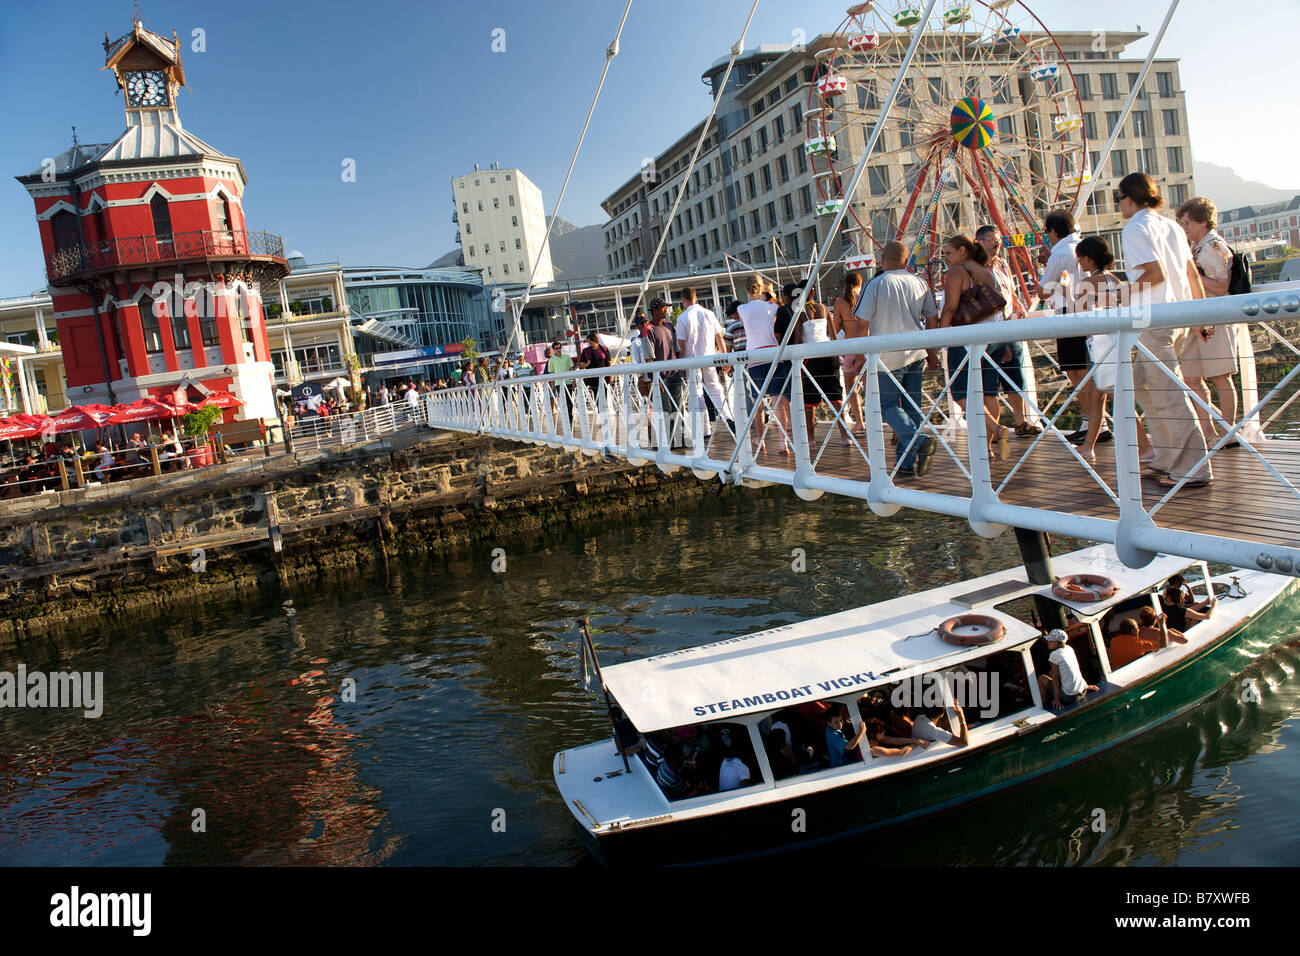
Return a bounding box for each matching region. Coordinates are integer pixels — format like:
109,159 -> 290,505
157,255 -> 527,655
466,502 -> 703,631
853,240 -> 939,476
404,383 -> 420,423
716,747 -> 752,791
1117,173 -> 1211,487
675,287 -> 732,440
1037,629 -> 1098,709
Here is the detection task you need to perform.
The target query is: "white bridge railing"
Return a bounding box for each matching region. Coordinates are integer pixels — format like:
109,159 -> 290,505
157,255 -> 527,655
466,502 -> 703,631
426,290 -> 1300,576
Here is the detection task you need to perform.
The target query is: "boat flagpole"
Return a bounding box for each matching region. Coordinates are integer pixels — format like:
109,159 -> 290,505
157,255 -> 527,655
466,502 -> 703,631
580,617 -> 631,772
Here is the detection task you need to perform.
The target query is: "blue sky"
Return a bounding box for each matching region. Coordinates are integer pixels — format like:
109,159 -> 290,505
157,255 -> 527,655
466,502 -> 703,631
0,0 -> 1293,294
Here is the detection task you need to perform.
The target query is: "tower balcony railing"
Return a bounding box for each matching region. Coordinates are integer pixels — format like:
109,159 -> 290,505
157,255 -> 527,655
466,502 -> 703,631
47,229 -> 287,284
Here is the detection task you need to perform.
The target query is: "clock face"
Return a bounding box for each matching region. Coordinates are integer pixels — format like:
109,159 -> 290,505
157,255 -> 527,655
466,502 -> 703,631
125,70 -> 169,108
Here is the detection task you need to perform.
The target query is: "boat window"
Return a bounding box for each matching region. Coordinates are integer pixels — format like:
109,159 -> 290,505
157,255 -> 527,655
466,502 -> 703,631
1031,623 -> 1105,687
644,721 -> 760,800
943,652 -> 1035,727
756,698 -> 865,779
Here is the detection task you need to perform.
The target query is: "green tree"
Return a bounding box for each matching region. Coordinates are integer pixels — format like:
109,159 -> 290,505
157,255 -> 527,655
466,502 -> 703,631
460,336 -> 479,365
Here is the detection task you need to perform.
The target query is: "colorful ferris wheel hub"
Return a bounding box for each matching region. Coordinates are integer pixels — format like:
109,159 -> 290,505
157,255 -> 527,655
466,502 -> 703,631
805,136 -> 837,156
943,4 -> 972,24
950,97 -> 996,149
847,31 -> 881,52
894,8 -> 922,27
817,74 -> 850,97
1031,62 -> 1060,81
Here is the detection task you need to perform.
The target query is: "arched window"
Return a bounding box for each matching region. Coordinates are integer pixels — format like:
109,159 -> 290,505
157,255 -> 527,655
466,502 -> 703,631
150,194 -> 172,239
51,210 -> 79,251
200,289 -> 221,347
173,297 -> 192,350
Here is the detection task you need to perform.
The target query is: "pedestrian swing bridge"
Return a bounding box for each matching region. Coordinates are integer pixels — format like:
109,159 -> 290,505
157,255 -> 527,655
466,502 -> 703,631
424,291 -> 1300,577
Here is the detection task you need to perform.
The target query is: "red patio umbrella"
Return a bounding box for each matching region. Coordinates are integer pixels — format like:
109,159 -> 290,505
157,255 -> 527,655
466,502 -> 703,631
0,414 -> 52,441
107,397 -> 187,425
46,404 -> 115,435
194,391 -> 244,410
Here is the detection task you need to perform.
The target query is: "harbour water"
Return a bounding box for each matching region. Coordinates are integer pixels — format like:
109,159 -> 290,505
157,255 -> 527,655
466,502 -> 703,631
1,490 -> 1297,866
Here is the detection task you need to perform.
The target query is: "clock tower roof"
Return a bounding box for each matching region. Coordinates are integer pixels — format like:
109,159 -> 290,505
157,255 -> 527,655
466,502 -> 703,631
103,16 -> 186,87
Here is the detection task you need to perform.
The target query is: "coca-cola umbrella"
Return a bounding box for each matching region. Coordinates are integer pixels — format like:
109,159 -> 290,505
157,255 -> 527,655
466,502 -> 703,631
193,391 -> 243,410
0,413 -> 52,441
106,397 -> 187,425
46,404 -> 115,435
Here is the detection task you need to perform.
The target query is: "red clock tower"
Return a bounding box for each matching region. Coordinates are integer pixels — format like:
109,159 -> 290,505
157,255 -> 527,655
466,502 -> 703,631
14,15 -> 288,420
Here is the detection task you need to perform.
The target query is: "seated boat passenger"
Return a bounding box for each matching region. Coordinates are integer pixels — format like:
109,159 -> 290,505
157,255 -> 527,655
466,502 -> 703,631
655,742 -> 689,799
1162,586 -> 1216,633
765,728 -> 800,780
825,710 -> 869,767
717,746 -> 752,791
863,719 -> 915,758
1108,618 -> 1159,670
1138,606 -> 1187,646
611,706 -> 646,757
910,701 -> 970,748
1037,628 -> 1099,710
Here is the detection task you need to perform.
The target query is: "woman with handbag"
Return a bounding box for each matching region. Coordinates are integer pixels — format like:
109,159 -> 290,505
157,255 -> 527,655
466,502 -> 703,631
938,235 -> 1010,460
1072,236 -> 1126,462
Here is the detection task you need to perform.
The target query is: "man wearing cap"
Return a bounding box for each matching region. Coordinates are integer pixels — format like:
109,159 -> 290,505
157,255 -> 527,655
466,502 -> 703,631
646,297 -> 687,448
1037,628 -> 1098,710
675,287 -> 732,440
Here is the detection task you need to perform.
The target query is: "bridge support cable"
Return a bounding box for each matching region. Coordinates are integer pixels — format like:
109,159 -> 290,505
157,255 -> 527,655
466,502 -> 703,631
722,0 -> 942,478
600,0 -> 763,364
1071,0 -> 1181,220
500,0 -> 634,358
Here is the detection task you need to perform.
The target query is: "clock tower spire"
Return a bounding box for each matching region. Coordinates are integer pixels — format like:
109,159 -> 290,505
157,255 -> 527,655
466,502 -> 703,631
102,15 -> 187,127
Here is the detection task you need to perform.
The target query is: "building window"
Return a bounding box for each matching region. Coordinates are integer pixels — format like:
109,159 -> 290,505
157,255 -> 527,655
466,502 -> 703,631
499,240 -> 506,252
462,202 -> 468,212
868,166 -> 890,196
139,297 -> 163,353
150,194 -> 172,239
212,195 -> 232,234
1127,73 -> 1146,98
997,116 -> 1015,139
173,300 -> 192,349
200,291 -> 221,347
746,173 -> 757,200
1106,111 -> 1122,135
493,197 -> 500,209
1075,73 -> 1091,100
509,195 -> 515,207
515,238 -> 521,249
1157,72 -> 1174,98
1111,150 -> 1129,177
1083,113 -> 1097,140
795,147 -> 807,175
782,194 -> 794,222
1168,183 -> 1188,206
1166,146 -> 1184,173
512,215 -> 518,227
766,203 -> 777,230
1132,111 -> 1150,138
777,155 -> 789,183
51,210 -> 79,252
761,165 -> 773,192
1100,73 -> 1118,99
518,261 -> 525,273
1163,109 -> 1181,136
774,115 -> 785,143
758,128 -> 768,153
506,173 -> 512,181
800,185 -> 813,216
1137,148 -> 1157,174
503,263 -> 509,274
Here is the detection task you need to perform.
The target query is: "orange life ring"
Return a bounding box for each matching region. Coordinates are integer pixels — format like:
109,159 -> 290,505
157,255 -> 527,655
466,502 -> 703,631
937,614 -> 1006,646
1052,574 -> 1118,602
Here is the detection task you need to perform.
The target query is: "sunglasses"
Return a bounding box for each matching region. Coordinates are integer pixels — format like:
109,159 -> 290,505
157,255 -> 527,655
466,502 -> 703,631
1113,190 -> 1128,205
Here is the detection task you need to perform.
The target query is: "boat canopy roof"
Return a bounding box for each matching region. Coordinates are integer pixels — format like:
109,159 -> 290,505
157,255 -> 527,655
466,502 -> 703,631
603,546 -> 1195,732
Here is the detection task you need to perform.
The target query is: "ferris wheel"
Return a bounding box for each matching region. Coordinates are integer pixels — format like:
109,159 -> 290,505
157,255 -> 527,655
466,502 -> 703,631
806,0 -> 1090,299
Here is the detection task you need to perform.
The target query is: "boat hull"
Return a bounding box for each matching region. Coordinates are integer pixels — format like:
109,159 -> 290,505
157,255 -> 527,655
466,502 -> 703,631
583,580 -> 1300,866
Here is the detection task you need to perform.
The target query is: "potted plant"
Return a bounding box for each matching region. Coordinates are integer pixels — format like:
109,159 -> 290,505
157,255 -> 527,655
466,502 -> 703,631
321,296 -> 333,312
181,404 -> 223,468
290,300 -> 304,316
268,302 -> 283,319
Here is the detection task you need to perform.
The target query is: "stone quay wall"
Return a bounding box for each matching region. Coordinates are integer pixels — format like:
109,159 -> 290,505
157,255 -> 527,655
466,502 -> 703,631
0,431 -> 726,645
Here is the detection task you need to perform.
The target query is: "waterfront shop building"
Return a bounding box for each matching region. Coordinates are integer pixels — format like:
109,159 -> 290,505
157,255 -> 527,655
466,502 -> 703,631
13,16 -> 289,422
600,32 -> 1196,278
265,259 -> 359,393
452,165 -> 554,286
343,266 -> 494,384
0,293 -> 68,415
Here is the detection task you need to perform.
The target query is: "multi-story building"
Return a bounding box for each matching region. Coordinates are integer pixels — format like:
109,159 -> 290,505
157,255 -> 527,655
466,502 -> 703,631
0,293 -> 67,414
451,165 -> 553,286
265,260 -> 358,390
344,266 -> 493,383
1219,197 -> 1300,259
601,31 -> 1197,280
13,15 -> 288,420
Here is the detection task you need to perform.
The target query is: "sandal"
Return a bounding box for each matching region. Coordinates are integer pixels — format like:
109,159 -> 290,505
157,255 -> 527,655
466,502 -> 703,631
1014,422 -> 1042,438
1157,476 -> 1212,488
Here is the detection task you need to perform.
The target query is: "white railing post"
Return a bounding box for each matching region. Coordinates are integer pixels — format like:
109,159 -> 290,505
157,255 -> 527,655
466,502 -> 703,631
862,353 -> 899,517
790,360 -> 820,501
964,343 -> 1004,539
1112,330 -> 1159,568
